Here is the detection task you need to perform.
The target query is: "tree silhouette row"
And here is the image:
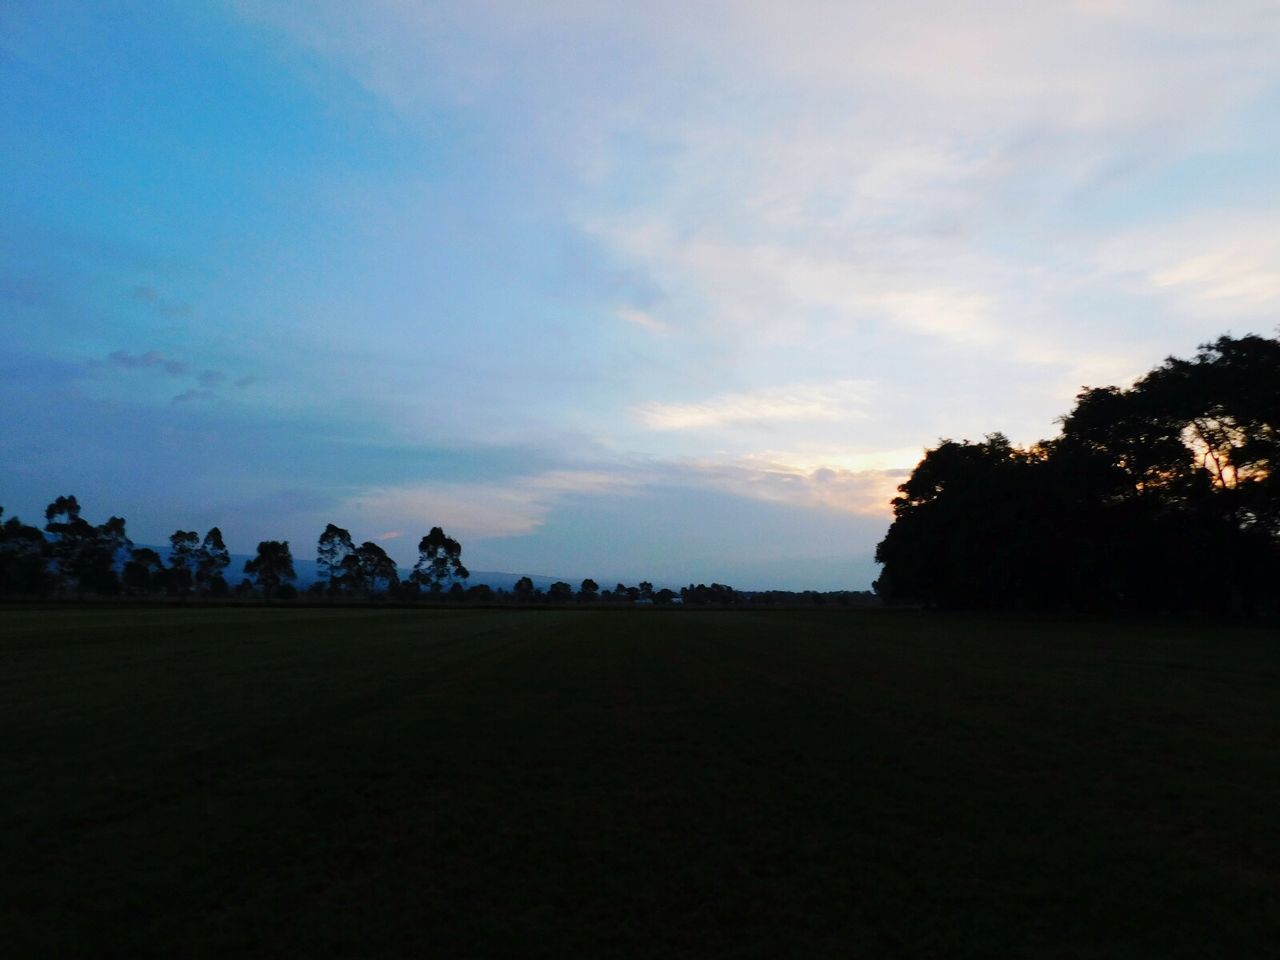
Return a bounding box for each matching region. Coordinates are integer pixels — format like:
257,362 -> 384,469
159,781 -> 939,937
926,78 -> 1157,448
0,502 -> 765,605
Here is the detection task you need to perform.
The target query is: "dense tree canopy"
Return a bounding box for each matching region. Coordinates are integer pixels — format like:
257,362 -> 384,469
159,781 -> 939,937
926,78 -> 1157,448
875,333 -> 1280,615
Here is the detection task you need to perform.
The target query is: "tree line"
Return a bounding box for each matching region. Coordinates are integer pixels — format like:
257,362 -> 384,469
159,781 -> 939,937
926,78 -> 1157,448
0,500 -> 775,605
0,501 -> 474,603
874,333 -> 1280,615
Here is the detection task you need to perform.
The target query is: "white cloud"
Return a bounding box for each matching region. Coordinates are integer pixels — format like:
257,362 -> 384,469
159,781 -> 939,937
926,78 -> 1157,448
690,456 -> 910,518
636,380 -> 873,431
344,483 -> 549,541
240,0 -> 1280,513
1098,212 -> 1280,318
341,469 -> 645,545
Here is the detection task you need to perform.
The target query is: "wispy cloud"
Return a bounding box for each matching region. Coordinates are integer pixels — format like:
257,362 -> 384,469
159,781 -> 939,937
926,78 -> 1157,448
131,284 -> 191,318
616,306 -> 669,335
108,350 -> 190,376
102,349 -> 257,402
691,456 -> 909,517
636,380 -> 873,431
171,388 -> 216,405
342,469 -> 645,544
1097,212 -> 1280,319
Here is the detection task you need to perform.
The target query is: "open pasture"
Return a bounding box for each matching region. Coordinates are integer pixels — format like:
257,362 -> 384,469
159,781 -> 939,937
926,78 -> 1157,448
3,606 -> 1278,957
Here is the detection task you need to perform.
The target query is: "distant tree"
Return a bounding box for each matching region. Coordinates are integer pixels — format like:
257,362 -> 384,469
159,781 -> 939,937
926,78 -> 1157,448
316,523 -> 356,595
344,541 -> 399,600
411,527 -> 469,594
168,530 -> 200,597
467,583 -> 494,602
43,495 -> 91,595
547,581 -> 573,602
578,578 -> 599,602
639,581 -> 654,601
45,497 -> 128,596
245,541 -> 296,602
196,527 -> 230,596
655,588 -> 676,604
680,582 -> 739,606
447,582 -> 466,602
513,576 -> 535,602
0,508 -> 49,596
123,547 -> 165,596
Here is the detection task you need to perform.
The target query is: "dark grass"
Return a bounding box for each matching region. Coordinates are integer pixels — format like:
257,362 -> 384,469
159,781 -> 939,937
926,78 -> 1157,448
3,606 -> 1278,957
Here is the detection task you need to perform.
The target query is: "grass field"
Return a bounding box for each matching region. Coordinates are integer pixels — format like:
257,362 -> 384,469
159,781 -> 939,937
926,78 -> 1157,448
3,606 -> 1278,957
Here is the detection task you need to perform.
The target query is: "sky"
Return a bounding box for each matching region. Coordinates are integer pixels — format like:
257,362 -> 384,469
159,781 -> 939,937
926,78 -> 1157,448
3,1 -> 1279,590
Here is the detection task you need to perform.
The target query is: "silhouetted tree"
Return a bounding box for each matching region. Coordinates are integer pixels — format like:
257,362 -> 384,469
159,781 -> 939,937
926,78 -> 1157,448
680,582 -> 739,605
345,541 -> 399,600
876,333 -> 1280,614
513,576 -> 535,602
317,523 -> 355,595
45,497 -> 128,596
412,527 -> 469,594
245,541 -> 296,603
547,581 -> 573,602
196,528 -> 230,596
0,508 -> 49,596
168,530 -> 200,598
123,547 -> 165,596
578,578 -> 599,602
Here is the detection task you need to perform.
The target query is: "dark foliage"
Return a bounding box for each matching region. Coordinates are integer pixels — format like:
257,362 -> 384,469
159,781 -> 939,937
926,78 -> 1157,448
411,527 -> 469,594
875,333 -> 1280,614
244,541 -> 296,603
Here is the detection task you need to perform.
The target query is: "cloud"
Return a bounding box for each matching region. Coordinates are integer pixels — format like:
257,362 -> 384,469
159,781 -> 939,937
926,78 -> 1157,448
241,1 -> 1280,404
104,350 -> 258,399
616,306 -> 669,335
108,350 -> 190,376
341,469 -> 643,544
1097,211 -> 1280,318
636,380 -> 873,430
691,456 -> 909,517
131,284 -> 191,318
343,483 -> 550,541
171,388 -> 216,404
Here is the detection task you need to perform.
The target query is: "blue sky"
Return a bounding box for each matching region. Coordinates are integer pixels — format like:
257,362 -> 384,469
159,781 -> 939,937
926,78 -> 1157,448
3,1 -> 1279,589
